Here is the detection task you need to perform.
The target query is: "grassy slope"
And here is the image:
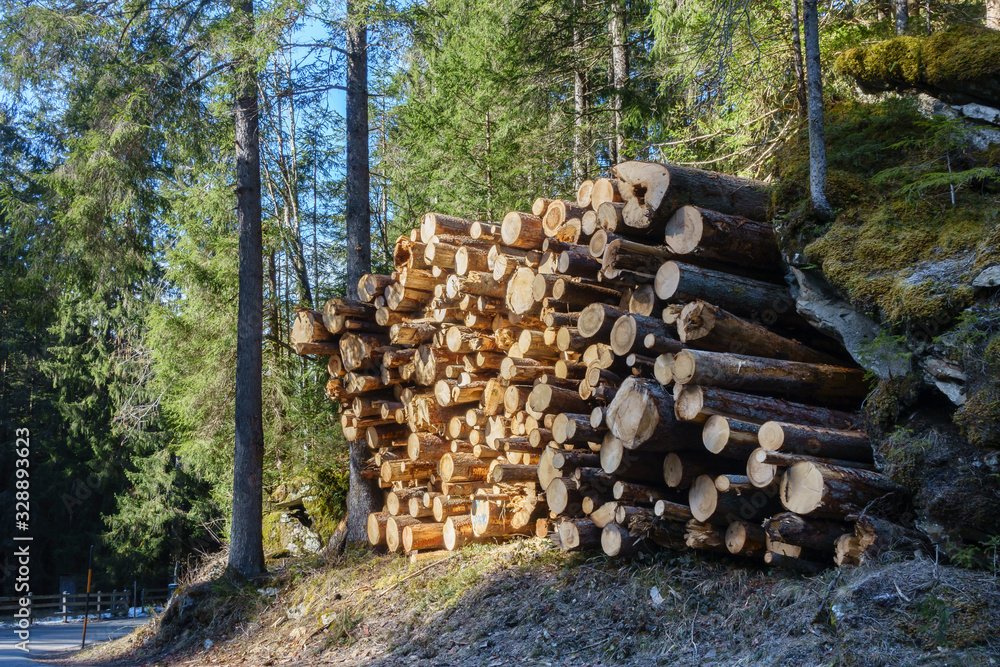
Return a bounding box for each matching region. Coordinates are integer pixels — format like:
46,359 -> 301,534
74,541 -> 999,667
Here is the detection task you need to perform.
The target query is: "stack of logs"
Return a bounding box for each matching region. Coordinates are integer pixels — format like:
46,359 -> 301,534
292,160 -> 922,570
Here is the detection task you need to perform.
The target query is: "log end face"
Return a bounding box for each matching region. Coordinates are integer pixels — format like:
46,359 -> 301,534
689,474 -> 718,522
758,421 -> 784,450
600,523 -> 625,557
663,206 -> 702,255
702,414 -> 731,454
781,461 -> 825,515
654,261 -> 680,301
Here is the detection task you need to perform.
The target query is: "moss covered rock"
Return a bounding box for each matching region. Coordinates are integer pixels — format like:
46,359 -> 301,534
262,510 -> 322,557
835,27 -> 1000,107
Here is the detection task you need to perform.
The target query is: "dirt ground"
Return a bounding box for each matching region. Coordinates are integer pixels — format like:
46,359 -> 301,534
60,539 -> 1000,667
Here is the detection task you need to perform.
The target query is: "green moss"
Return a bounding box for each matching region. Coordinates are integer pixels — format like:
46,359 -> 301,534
836,27 -> 1000,101
771,98 -> 999,326
901,591 -> 1000,649
954,332 -> 1000,450
262,511 -> 287,556
864,375 -> 921,437
878,427 -> 933,489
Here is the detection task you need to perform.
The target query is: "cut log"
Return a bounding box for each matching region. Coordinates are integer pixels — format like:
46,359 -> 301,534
613,480 -> 673,505
655,261 -> 802,329
610,314 -> 675,357
442,515 -> 476,550
577,303 -> 627,341
547,477 -> 582,515
684,520 -> 727,552
470,221 -> 501,242
551,278 -> 621,308
420,212 -> 475,243
528,384 -> 590,414
402,522 -> 446,552
501,211 -> 546,249
834,514 -> 931,566
701,415 -> 761,458
677,300 -> 840,365
558,518 -> 600,551
385,487 -> 427,516
673,385 -> 860,430
470,496 -> 537,538
764,512 -> 849,553
780,461 -> 907,518
367,511 -> 391,545
670,349 -> 870,400
386,516 -> 422,553
591,178 -> 622,210
292,309 -> 334,348
381,459 -> 435,483
663,205 -> 781,267
542,199 -> 589,236
358,274 -> 393,303
552,412 -> 603,445
653,499 -> 694,522
432,496 -> 472,523
407,433 -> 450,461
758,422 -> 872,462
596,201 -> 625,233
725,520 -> 766,555
605,377 -> 680,449
662,452 -> 726,489
601,523 -> 644,557
689,474 -> 779,524
612,161 -> 771,224
557,248 -> 602,278
491,464 -> 538,484
439,453 -> 490,483
505,267 -> 538,315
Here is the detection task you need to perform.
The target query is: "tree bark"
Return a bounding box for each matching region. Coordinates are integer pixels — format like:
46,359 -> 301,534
677,300 -> 839,365
789,0 -> 807,116
230,0 -> 265,579
894,0 -> 908,33
346,0 -> 371,302
802,0 -> 831,216
345,0 -> 380,544
989,0 -> 1000,29
609,0 -> 628,162
573,0 -> 588,187
674,384 -> 859,430
613,161 -> 771,225
662,205 -> 782,268
670,348 -> 870,400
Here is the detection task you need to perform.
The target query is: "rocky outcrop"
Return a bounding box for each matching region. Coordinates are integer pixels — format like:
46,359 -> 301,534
789,268 -> 911,381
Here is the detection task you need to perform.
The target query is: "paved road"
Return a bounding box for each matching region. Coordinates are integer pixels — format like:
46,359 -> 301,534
0,618 -> 147,666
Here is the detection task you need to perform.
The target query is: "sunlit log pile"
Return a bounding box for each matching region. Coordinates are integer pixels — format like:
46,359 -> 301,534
292,160 -> 918,570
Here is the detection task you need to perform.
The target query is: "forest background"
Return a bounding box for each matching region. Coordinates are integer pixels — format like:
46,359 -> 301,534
0,0 -> 996,592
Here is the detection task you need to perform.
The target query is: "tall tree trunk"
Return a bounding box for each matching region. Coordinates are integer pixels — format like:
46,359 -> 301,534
802,0 -> 831,217
988,0 -> 1000,30
285,207 -> 314,307
346,0 -> 371,302
268,250 -> 280,360
609,0 -> 627,163
344,0 -> 380,545
573,0 -> 588,187
894,0 -> 908,33
789,0 -> 807,117
230,0 -> 265,579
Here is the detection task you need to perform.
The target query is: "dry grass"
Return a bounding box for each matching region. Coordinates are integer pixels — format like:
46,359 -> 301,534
64,540 -> 1000,667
